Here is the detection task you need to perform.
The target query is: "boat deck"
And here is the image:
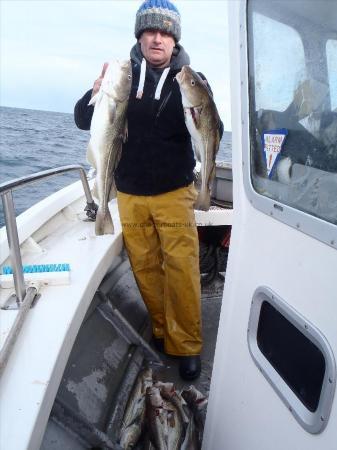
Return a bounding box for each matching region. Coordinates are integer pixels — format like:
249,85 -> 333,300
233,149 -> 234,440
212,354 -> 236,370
40,257 -> 225,449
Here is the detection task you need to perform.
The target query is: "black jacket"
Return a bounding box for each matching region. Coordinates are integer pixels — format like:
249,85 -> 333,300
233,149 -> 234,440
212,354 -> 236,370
74,44 -> 222,195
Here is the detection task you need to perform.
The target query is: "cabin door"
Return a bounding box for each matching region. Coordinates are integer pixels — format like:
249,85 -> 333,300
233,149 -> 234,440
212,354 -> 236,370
204,1 -> 337,449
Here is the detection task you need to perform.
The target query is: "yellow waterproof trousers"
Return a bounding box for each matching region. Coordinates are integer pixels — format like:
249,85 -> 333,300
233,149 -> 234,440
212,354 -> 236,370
117,184 -> 202,356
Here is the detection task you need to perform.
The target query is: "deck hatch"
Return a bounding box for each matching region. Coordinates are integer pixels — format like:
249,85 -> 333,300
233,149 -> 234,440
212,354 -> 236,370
248,286 -> 336,434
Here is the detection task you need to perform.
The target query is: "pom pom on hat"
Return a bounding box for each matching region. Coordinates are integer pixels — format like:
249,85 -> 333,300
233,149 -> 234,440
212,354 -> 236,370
135,0 -> 181,42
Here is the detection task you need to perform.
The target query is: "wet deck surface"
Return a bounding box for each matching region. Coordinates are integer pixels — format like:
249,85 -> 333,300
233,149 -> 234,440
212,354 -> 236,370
41,259 -> 225,449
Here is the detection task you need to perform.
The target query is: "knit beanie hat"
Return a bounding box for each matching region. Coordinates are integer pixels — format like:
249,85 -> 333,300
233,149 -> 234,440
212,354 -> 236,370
135,0 -> 181,42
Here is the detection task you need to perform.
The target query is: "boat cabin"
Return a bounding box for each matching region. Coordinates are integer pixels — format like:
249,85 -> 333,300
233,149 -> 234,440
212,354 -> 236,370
204,1 -> 337,449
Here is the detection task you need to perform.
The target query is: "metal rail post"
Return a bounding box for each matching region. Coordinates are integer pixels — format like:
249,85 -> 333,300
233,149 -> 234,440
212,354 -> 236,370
79,168 -> 94,204
2,191 -> 26,304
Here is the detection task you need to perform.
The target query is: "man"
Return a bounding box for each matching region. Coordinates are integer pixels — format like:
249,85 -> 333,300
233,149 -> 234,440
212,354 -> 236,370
74,0 -> 222,380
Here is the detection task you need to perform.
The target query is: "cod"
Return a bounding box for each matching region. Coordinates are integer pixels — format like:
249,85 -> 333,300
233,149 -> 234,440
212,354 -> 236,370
87,60 -> 132,235
176,66 -> 221,211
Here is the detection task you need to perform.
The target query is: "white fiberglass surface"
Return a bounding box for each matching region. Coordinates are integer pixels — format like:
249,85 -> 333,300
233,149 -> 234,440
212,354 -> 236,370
0,187 -> 123,450
203,2 -> 337,449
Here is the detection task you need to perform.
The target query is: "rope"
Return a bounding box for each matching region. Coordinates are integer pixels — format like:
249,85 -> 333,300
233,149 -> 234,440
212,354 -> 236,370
199,242 -> 228,287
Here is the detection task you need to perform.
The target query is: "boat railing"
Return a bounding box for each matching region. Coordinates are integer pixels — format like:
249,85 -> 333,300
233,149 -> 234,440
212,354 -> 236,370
0,165 -> 97,377
0,165 -> 95,305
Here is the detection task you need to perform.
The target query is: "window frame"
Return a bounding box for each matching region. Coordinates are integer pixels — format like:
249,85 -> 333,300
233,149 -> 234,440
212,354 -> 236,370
247,286 -> 336,434
241,1 -> 337,249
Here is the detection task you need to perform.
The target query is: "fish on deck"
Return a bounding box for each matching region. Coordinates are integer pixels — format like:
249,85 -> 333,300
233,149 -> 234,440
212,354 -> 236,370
181,385 -> 208,448
119,368 -> 153,448
145,384 -> 193,450
119,370 -> 205,449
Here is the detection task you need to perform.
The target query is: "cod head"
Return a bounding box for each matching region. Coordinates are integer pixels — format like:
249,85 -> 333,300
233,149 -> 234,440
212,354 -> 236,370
176,65 -> 211,108
146,386 -> 163,407
102,60 -> 132,103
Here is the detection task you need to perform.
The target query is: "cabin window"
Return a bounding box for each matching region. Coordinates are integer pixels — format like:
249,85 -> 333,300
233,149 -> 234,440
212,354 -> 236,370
248,1 -> 337,228
248,287 -> 336,434
251,13 -> 305,112
257,300 -> 325,412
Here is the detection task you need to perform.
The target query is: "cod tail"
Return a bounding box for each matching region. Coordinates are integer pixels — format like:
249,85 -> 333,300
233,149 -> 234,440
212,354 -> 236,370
95,207 -> 114,235
194,188 -> 211,211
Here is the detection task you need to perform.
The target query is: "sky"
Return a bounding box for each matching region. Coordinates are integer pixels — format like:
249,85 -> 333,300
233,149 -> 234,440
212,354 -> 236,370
0,0 -> 231,130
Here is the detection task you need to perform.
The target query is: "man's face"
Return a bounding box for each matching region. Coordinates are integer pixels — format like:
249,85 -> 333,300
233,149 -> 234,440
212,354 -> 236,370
139,29 -> 175,68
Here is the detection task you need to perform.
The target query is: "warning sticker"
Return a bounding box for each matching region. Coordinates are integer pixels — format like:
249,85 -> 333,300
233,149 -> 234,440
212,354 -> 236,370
261,128 -> 288,178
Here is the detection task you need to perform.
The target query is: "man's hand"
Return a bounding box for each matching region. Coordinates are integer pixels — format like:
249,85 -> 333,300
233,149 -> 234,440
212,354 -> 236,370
91,62 -> 109,98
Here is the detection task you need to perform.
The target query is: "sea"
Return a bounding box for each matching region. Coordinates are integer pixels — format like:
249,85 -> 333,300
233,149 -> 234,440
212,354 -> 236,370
0,106 -> 231,227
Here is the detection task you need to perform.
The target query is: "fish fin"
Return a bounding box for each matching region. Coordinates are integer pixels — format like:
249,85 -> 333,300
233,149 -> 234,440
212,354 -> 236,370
108,180 -> 117,201
191,106 -> 203,129
192,141 -> 202,162
167,410 -> 176,428
86,142 -> 96,167
91,181 -> 98,200
214,128 -> 221,156
194,190 -> 211,211
108,102 -> 116,124
95,208 -> 114,235
210,162 -> 216,182
88,95 -> 97,106
123,119 -> 128,143
88,90 -> 102,106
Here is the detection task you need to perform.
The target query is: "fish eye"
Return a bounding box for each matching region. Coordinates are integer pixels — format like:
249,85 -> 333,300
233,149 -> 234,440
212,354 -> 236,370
191,80 -> 195,86
128,74 -> 132,80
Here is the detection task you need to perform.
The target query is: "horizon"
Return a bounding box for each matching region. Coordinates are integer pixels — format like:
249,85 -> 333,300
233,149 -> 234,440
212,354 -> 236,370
0,105 -> 233,133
